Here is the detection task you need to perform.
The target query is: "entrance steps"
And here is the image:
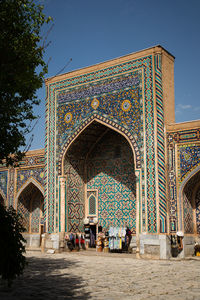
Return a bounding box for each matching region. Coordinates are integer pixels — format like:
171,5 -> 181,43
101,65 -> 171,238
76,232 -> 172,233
26,247 -> 41,254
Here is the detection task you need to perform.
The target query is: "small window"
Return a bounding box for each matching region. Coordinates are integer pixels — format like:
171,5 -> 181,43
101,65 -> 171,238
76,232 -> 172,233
89,195 -> 96,215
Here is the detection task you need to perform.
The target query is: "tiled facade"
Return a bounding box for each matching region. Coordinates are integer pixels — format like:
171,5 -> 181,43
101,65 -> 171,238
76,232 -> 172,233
48,51 -> 157,234
167,126 -> 200,234
0,150 -> 45,235
1,46 -> 200,257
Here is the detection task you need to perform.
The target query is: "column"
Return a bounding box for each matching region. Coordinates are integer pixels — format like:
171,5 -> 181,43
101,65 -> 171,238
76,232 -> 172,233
60,176 -> 66,233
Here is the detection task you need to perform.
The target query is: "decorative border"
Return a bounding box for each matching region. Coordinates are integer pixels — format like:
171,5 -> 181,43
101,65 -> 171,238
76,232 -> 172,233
154,54 -> 167,233
8,167 -> 15,207
44,85 -> 49,225
167,128 -> 200,232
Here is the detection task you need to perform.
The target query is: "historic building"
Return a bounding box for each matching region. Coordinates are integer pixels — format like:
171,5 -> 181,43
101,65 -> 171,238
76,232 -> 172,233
0,45 -> 200,258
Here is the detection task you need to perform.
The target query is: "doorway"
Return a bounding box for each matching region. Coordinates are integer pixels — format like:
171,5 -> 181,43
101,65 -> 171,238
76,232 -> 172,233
89,224 -> 97,248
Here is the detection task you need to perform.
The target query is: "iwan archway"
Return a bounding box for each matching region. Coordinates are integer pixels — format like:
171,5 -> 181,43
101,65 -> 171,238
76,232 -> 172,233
59,119 -> 140,236
16,179 -> 44,247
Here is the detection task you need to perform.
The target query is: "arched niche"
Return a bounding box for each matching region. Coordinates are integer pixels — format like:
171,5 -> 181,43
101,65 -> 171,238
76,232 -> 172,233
63,120 -> 137,234
181,168 -> 200,234
17,181 -> 44,233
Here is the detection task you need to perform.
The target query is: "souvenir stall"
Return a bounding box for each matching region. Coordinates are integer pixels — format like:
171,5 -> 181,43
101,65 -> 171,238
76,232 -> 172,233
65,233 -> 86,251
84,218 -> 98,248
108,227 -> 132,252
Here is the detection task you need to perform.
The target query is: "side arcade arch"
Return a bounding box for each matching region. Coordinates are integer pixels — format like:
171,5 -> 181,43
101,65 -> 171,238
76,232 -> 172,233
179,165 -> 200,234
15,178 -> 44,234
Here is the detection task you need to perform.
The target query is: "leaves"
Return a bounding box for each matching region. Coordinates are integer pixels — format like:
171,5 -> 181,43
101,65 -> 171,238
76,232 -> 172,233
0,0 -> 52,165
0,203 -> 26,286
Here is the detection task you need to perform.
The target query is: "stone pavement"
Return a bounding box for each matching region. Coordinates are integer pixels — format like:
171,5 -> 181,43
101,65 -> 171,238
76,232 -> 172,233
0,250 -> 200,300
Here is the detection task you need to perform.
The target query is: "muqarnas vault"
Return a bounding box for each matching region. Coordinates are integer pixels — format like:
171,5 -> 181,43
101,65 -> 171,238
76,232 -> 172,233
1,45 -> 200,258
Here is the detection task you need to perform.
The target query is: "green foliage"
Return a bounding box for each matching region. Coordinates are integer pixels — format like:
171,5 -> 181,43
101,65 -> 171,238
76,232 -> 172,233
0,0 -> 52,165
0,203 -> 26,287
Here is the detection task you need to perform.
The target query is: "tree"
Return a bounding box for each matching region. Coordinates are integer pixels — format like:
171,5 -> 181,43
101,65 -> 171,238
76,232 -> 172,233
0,203 -> 26,287
0,0 -> 52,165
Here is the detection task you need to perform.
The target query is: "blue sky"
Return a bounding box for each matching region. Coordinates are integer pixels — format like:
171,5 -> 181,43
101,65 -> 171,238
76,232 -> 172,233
28,0 -> 200,150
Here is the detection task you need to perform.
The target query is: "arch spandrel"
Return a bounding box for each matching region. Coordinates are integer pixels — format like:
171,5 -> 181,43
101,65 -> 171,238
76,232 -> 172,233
179,164 -> 200,197
58,114 -> 142,176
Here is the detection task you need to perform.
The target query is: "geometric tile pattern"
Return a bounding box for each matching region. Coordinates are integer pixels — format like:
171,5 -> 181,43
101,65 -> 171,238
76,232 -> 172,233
8,167 -> 15,207
87,131 -> 136,233
167,140 -> 178,232
177,143 -> 200,232
195,187 -> 200,234
47,54 -> 157,233
57,76 -> 142,151
154,54 -> 167,233
17,194 -> 30,232
143,58 -> 157,233
64,130 -> 136,233
179,144 -> 200,181
65,159 -> 84,233
16,167 -> 44,194
31,189 -> 43,233
182,171 -> 200,233
183,187 -> 194,234
168,129 -> 200,144
18,155 -> 45,167
142,58 -> 157,233
0,153 -> 45,210
0,170 -> 8,200
17,183 -> 44,233
167,130 -> 200,233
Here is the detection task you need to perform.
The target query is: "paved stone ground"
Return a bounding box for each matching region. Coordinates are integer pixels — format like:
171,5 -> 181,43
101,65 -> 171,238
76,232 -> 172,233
0,250 -> 200,300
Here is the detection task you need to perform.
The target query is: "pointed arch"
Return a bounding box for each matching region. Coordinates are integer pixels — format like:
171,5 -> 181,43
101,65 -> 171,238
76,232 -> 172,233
178,165 -> 200,232
180,165 -> 200,196
16,177 -> 44,234
88,193 -> 97,216
15,177 -> 44,208
58,113 -> 141,175
63,118 -> 138,234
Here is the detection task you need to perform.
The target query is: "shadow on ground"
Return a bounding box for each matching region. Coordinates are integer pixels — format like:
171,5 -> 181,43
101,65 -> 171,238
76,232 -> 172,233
0,255 -> 90,300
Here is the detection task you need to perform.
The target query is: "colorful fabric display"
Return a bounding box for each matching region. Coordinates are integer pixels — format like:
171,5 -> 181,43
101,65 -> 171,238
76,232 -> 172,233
108,226 -> 129,250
